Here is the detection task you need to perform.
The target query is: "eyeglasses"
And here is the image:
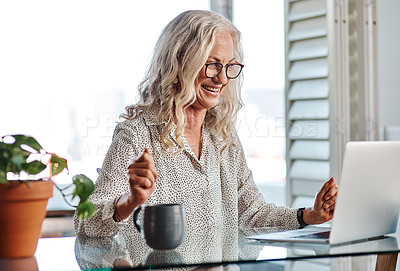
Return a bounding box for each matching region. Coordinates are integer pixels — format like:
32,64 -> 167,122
204,62 -> 244,79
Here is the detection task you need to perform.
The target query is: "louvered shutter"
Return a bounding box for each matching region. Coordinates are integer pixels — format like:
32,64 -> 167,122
284,0 -> 350,207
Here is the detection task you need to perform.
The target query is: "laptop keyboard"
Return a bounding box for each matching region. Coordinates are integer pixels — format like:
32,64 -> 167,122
294,230 -> 331,240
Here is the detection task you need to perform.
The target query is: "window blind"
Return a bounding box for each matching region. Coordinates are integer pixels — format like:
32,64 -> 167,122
285,0 -> 337,207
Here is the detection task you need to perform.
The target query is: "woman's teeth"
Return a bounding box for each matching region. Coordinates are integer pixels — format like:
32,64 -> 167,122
202,85 -> 219,93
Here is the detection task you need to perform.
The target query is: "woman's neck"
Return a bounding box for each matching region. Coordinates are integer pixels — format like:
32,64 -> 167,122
183,107 -> 206,159
184,107 -> 206,133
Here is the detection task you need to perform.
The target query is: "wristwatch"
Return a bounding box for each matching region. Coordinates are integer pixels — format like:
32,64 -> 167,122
297,207 -> 308,229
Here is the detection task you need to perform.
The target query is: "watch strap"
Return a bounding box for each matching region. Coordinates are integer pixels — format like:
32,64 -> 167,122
297,207 -> 308,229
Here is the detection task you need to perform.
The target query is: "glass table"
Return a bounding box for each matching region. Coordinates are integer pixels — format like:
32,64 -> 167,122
1,226 -> 399,270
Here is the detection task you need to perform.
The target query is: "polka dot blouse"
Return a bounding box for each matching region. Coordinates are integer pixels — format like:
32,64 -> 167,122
74,108 -> 300,246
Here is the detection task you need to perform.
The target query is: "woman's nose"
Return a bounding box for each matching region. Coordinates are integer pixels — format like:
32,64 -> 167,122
214,70 -> 229,85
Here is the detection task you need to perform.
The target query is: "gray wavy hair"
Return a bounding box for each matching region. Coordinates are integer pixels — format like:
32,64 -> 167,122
121,10 -> 244,152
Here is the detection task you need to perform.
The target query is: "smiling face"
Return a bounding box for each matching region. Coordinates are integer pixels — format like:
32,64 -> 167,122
191,31 -> 235,112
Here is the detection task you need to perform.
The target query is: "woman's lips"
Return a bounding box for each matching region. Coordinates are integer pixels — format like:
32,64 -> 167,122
202,85 -> 220,93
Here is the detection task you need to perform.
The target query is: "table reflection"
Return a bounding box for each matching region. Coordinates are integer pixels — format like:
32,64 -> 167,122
74,226 -> 400,270
0,256 -> 38,271
75,227 -> 285,270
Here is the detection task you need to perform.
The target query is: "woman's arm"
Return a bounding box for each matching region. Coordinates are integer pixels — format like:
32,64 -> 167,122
230,131 -> 299,230
114,148 -> 157,221
74,121 -> 145,236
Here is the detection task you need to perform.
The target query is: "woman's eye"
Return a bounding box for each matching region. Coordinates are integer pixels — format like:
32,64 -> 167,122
208,63 -> 220,69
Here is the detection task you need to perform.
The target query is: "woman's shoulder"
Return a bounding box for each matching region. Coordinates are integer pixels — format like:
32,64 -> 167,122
117,109 -> 156,128
113,113 -> 144,137
115,108 -> 162,137
115,116 -> 143,133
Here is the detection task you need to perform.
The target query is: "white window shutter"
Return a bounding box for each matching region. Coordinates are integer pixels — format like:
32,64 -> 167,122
284,0 -> 351,207
288,79 -> 329,100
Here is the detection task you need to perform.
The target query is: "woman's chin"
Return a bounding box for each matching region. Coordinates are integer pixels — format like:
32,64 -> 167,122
190,99 -> 219,111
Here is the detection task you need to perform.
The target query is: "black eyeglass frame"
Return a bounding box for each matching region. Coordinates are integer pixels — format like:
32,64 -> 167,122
204,62 -> 244,79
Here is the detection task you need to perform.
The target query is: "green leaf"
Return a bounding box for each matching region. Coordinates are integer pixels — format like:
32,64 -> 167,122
70,174 -> 96,219
22,160 -> 47,175
12,146 -> 31,159
12,134 -> 43,152
0,170 -> 7,184
10,154 -> 26,172
0,148 -> 10,170
7,146 -> 31,174
0,142 -> 11,152
50,154 -> 68,176
72,174 -> 95,202
76,200 -> 96,219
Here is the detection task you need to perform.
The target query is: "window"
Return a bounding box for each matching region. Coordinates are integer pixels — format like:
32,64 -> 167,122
233,1 -> 286,197
0,1 -> 209,185
1,0 -> 286,205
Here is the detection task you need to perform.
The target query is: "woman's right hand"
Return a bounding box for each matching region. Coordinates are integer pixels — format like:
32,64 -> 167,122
114,148 -> 157,221
127,148 -> 158,207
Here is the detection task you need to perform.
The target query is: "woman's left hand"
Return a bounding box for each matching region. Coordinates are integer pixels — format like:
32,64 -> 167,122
303,177 -> 338,225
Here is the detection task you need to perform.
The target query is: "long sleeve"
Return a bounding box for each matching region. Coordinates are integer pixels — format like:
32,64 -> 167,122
229,131 -> 300,230
74,121 -> 141,237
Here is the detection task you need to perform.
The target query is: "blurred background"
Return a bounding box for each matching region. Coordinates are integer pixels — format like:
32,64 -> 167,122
0,0 -> 287,236
2,0 -> 399,239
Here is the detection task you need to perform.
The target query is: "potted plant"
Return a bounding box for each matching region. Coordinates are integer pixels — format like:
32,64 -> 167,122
0,134 -> 96,258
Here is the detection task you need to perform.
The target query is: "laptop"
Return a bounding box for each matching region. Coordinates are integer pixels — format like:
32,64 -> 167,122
247,141 -> 400,245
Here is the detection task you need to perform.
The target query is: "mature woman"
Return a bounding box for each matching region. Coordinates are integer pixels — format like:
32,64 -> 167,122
74,10 -> 337,239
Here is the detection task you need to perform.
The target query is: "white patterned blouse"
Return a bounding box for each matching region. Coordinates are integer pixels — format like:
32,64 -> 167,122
74,108 -> 300,245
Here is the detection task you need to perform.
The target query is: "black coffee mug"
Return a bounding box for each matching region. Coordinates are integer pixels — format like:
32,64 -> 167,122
133,204 -> 186,250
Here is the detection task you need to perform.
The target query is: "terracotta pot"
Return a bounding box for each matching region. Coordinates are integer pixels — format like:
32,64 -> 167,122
0,180 -> 53,258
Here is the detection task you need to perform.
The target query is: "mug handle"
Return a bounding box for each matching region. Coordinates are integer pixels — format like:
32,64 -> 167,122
133,205 -> 142,233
